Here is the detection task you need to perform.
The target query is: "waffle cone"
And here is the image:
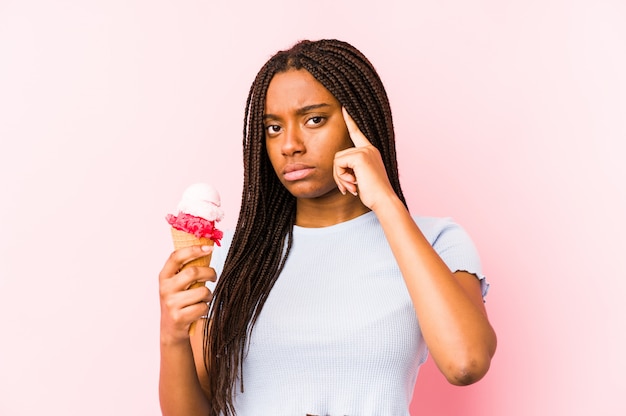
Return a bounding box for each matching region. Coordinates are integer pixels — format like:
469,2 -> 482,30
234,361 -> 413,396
170,228 -> 214,268
170,227 -> 215,335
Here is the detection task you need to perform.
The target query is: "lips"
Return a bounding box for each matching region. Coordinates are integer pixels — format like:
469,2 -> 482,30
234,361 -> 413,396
282,163 -> 314,181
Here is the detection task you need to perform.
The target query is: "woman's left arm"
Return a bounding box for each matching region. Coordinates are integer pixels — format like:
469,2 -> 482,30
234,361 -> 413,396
375,198 -> 496,385
335,108 -> 497,385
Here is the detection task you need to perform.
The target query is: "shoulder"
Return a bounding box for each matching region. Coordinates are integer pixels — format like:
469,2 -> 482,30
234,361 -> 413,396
412,215 -> 470,246
413,215 -> 489,296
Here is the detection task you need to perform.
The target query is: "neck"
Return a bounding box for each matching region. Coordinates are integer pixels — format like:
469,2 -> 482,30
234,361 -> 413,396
295,193 -> 370,228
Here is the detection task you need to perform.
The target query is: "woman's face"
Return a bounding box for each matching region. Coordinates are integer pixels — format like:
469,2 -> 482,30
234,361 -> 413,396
264,69 -> 353,200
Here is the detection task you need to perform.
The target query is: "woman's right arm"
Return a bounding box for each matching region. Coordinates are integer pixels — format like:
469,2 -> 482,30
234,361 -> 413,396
158,245 -> 215,415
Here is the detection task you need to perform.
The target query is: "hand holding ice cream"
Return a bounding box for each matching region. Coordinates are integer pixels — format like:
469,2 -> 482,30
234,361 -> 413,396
166,183 -> 224,335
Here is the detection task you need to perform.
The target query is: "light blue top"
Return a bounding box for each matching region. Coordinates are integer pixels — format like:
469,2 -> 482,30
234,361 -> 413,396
211,211 -> 488,415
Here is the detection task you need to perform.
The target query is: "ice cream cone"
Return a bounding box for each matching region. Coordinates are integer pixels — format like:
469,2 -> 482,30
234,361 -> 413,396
170,227 -> 214,335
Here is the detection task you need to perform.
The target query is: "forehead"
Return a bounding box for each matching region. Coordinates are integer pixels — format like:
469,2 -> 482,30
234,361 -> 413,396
264,69 -> 339,113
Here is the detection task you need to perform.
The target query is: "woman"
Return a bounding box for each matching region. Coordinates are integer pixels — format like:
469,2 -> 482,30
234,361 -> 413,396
159,39 -> 497,416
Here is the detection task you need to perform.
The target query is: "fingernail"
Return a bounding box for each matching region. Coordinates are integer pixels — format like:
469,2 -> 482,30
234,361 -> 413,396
201,245 -> 212,252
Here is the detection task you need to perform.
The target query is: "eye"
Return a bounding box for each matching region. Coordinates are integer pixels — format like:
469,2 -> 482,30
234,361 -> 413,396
265,124 -> 282,137
306,116 -> 325,126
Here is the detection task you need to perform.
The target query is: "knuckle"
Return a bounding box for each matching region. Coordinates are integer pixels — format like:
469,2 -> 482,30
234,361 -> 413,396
164,297 -> 176,311
170,309 -> 181,323
185,266 -> 200,278
167,249 -> 181,264
159,282 -> 171,299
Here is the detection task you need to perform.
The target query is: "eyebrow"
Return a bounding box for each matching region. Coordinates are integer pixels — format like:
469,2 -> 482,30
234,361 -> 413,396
263,103 -> 332,121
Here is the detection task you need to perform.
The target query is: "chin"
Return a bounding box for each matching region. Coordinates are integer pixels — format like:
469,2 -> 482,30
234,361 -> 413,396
287,184 -> 341,200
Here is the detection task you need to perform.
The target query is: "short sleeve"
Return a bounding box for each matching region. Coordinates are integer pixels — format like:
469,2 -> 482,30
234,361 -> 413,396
414,216 -> 490,299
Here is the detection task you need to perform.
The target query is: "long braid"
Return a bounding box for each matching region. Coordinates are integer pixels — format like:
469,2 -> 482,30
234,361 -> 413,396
204,39 -> 406,415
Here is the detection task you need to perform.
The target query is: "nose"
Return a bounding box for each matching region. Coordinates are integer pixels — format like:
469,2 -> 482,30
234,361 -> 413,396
281,126 -> 305,156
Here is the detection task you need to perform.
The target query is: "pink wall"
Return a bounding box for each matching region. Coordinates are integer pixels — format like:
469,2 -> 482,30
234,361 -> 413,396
1,1 -> 624,415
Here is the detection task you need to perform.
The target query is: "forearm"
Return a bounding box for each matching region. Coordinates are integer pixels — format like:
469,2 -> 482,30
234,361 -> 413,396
159,339 -> 210,415
373,196 -> 496,384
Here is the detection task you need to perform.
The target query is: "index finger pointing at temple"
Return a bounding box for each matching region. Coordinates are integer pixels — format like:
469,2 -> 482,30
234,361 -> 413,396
342,107 -> 371,148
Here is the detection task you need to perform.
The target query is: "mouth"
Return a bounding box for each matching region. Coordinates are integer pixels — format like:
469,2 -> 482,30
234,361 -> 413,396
282,163 -> 315,181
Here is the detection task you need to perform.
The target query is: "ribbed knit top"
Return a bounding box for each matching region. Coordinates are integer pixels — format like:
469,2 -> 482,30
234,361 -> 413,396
211,211 -> 488,415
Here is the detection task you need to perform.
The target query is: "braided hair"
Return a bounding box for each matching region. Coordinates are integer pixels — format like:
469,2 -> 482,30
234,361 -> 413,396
204,39 -> 407,415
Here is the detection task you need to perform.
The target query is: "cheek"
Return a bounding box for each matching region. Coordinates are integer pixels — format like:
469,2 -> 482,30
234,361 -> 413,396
335,132 -> 354,153
332,122 -> 352,148
264,142 -> 282,172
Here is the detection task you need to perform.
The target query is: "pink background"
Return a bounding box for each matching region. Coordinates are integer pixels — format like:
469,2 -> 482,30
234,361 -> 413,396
1,1 -> 625,414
